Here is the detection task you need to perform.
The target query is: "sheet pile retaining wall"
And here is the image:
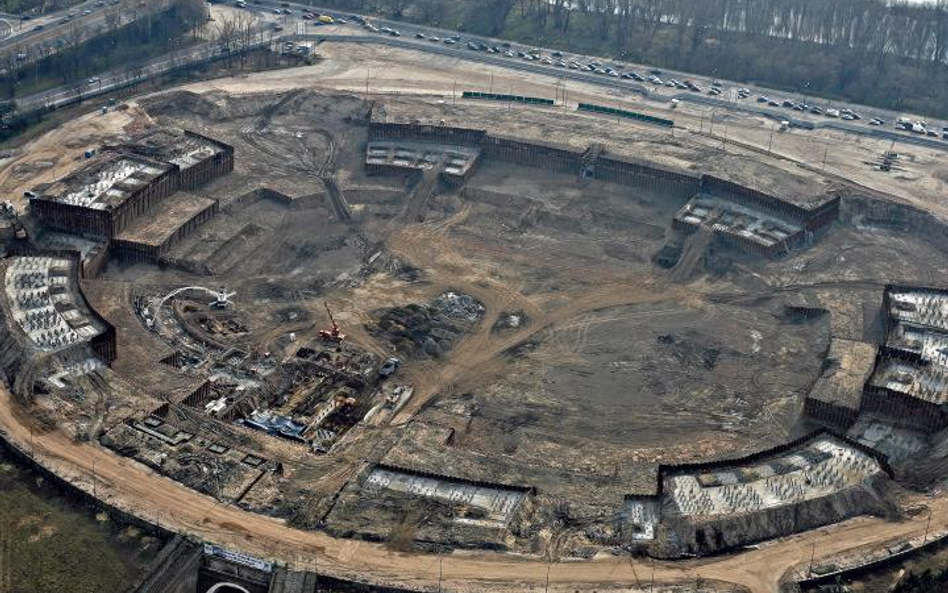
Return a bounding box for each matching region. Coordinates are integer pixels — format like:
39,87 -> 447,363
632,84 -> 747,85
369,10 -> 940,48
651,429 -> 893,499
372,462 -> 536,495
32,133 -> 234,239
368,122 -> 486,146
4,247 -> 117,366
803,397 -> 860,431
369,124 -> 837,242
177,131 -> 235,191
111,199 -> 220,264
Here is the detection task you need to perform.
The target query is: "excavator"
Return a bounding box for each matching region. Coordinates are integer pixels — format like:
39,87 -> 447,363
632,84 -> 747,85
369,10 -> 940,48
319,302 -> 346,343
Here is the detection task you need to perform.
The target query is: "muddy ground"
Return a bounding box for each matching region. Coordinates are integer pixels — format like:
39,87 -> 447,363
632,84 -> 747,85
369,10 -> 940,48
5,84 -> 948,558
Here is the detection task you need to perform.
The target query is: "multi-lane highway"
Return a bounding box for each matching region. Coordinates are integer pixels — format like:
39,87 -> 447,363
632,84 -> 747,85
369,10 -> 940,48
237,0 -> 948,150
6,0 -> 948,154
0,0 -> 174,64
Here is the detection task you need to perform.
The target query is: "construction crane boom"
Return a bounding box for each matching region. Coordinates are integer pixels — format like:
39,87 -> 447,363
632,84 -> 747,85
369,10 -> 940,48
324,302 -> 336,327
320,302 -> 345,343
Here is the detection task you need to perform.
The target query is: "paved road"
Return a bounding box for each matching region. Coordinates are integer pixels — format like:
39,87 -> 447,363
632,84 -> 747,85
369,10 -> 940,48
286,30 -> 948,154
0,0 -> 174,65
5,0 -> 942,153
2,7 -> 947,593
243,0 -> 948,151
15,35 -> 274,113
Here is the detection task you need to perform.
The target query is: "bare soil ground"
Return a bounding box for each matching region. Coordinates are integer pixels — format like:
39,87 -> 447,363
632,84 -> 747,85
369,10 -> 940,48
4,39 -> 948,593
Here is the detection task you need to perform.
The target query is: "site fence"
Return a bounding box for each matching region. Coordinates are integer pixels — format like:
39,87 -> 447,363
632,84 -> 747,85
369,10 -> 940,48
577,103 -> 674,127
462,91 -> 554,105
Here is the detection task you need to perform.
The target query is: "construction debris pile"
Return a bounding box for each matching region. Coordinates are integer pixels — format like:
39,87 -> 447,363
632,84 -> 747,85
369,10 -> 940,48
368,292 -> 484,359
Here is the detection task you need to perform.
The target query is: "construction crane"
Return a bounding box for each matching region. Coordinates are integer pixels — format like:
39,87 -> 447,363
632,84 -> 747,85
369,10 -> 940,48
319,302 -> 346,343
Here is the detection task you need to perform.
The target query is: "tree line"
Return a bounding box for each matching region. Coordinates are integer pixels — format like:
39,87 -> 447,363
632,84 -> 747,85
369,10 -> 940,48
297,0 -> 948,119
0,0 -> 205,102
1,0 -> 85,15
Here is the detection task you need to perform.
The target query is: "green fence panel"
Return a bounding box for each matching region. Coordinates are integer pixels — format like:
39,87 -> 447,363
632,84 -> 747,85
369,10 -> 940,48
463,91 -> 554,106
577,103 -> 673,127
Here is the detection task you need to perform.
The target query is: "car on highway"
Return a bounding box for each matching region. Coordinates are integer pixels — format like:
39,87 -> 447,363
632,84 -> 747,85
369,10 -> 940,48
443,38 -> 456,45
87,77 -> 100,85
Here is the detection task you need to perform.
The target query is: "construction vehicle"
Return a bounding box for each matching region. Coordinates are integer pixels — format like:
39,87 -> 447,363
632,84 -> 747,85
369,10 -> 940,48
210,287 -> 235,309
379,357 -> 400,378
319,302 -> 346,343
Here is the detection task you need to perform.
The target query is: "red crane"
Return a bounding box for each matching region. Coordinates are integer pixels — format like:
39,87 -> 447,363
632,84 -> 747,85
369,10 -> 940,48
319,302 -> 346,343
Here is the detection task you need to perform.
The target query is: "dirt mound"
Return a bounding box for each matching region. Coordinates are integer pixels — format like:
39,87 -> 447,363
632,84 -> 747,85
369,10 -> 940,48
670,226 -> 714,282
141,91 -> 227,121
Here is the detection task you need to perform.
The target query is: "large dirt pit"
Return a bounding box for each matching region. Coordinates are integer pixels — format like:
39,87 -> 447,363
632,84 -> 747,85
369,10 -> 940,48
7,85 -> 948,588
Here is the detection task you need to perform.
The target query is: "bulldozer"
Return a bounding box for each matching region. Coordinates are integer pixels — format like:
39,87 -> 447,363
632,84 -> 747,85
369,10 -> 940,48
319,302 -> 346,343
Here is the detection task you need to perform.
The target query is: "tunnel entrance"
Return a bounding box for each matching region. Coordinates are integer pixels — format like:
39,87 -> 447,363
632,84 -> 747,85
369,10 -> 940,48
206,583 -> 251,593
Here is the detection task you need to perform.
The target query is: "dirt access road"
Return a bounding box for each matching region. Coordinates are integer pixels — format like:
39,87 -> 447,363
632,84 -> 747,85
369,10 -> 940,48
1,383 -> 944,593
178,40 -> 948,219
0,206 -> 942,593
3,36 -> 947,593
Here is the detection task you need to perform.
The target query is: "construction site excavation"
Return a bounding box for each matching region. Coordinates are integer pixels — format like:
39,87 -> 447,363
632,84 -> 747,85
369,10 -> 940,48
8,48 -> 948,593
